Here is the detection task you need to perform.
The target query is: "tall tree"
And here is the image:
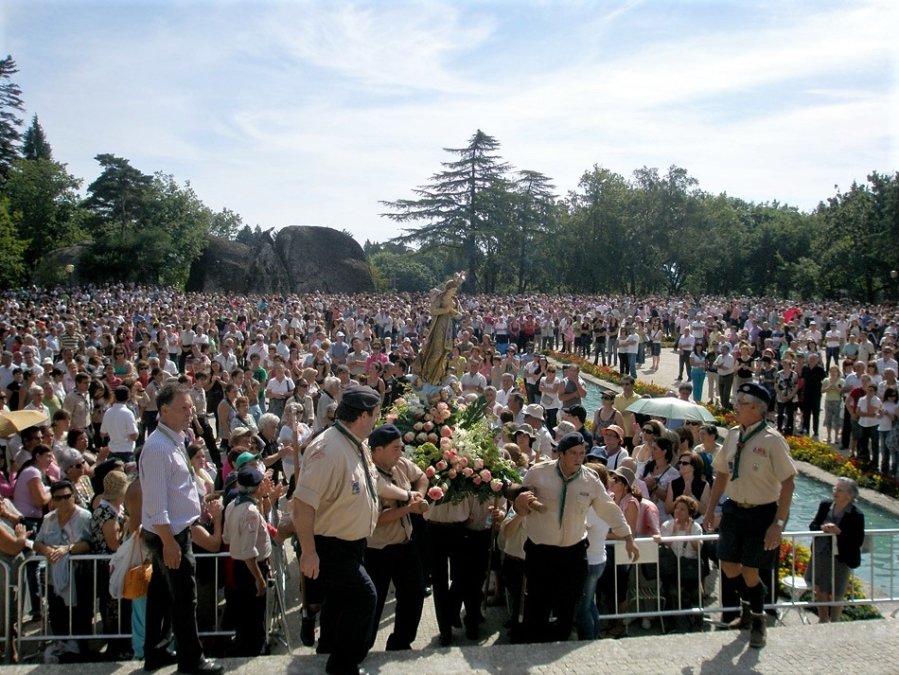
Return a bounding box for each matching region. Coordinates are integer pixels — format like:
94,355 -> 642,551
3,157 -> 85,266
0,56 -> 25,176
21,114 -> 51,160
381,130 -> 512,293
509,170 -> 558,293
0,198 -> 27,287
209,207 -> 243,240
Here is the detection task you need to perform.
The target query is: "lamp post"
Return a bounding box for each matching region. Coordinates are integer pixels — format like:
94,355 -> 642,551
65,264 -> 74,292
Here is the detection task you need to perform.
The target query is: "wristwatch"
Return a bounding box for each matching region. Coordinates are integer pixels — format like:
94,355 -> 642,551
775,518 -> 786,528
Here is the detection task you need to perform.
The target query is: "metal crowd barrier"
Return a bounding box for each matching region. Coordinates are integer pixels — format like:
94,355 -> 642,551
1,559 -> 11,663
606,528 -> 899,624
12,550 -> 248,662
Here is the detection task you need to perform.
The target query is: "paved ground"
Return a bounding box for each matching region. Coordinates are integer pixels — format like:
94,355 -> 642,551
7,616 -> 898,674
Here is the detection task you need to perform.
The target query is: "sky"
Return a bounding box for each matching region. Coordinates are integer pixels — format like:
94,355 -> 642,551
3,0 -> 897,244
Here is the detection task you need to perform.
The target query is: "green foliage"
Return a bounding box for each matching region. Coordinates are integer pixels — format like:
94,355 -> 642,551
370,251 -> 437,292
0,55 -> 24,176
21,114 -> 51,160
209,207 -> 243,240
0,198 -> 27,286
3,157 -> 86,266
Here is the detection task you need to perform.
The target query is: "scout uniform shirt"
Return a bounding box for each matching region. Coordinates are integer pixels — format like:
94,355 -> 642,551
223,497 -> 272,562
523,462 -> 630,547
368,457 -> 423,550
294,423 -> 379,541
713,421 -> 797,505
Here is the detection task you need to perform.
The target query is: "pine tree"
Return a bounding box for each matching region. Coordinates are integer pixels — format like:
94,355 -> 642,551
0,56 -> 25,176
380,130 -> 512,293
21,114 -> 52,160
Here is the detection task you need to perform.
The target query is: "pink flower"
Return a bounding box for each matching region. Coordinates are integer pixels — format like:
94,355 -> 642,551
403,432 -> 415,443
436,460 -> 448,471
440,426 -> 453,438
490,479 -> 503,493
424,414 -> 433,422
459,457 -> 469,468
385,413 -> 397,422
430,407 -> 438,417
473,476 -> 482,485
427,486 -> 445,501
462,467 -> 474,478
395,398 -> 407,406
423,421 -> 434,432
427,433 -> 439,443
479,469 -> 492,482
437,402 -> 449,411
474,458 -> 485,470
413,422 -> 423,432
440,438 -> 452,450
425,466 -> 436,478
416,432 -> 428,443
448,468 -> 457,479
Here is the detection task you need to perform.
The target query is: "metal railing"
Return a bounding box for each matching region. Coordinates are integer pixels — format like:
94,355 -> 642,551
605,528 -> 899,623
13,550 -> 238,661
1,559 -> 11,662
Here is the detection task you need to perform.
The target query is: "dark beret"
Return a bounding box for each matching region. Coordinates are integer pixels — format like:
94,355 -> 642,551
737,382 -> 771,405
369,424 -> 402,448
557,432 -> 585,454
237,465 -> 263,487
340,384 -> 382,411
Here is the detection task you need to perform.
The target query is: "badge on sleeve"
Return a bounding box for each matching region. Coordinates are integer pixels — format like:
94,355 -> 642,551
352,480 -> 361,495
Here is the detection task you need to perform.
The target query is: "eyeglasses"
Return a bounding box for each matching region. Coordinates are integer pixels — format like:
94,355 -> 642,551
51,493 -> 74,501
685,421 -> 701,426
642,428 -> 655,434
678,461 -> 693,467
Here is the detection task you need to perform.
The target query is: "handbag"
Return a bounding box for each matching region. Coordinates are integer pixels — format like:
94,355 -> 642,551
123,533 -> 152,600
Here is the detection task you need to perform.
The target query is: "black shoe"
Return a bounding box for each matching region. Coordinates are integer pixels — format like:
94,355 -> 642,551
438,632 -> 452,647
145,651 -> 178,671
452,614 -> 462,628
300,616 -> 316,647
465,624 -> 480,641
177,658 -> 224,675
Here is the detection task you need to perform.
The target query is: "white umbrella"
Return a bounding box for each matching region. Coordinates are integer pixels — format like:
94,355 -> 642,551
625,397 -> 717,423
0,409 -> 49,438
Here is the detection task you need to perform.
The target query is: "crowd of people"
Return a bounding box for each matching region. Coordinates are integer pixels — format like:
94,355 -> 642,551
0,284 -> 881,671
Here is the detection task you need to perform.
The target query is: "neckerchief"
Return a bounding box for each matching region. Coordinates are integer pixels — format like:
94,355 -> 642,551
334,422 -> 377,501
555,462 -> 583,527
731,421 -> 766,481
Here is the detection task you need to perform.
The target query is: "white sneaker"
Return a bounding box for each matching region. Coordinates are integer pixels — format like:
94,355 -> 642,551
641,618 -> 651,630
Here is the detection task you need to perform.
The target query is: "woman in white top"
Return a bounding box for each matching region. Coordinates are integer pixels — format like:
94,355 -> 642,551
878,387 -> 898,476
577,462 -> 611,640
856,383 -> 882,467
278,402 -> 312,486
538,365 -> 563,431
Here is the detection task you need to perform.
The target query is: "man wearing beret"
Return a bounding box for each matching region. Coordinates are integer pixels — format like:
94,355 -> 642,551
704,382 -> 796,649
513,432 -> 639,642
292,384 -> 383,675
365,424 -> 428,651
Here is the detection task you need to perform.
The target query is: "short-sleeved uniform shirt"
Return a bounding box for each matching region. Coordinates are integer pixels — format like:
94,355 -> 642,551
294,423 -> 379,541
712,421 -> 797,504
223,498 -> 272,562
368,457 -> 423,550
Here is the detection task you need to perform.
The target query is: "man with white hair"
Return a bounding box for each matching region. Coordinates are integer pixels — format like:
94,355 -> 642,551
704,383 -> 796,649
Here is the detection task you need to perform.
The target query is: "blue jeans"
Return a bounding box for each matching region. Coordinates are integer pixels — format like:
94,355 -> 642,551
691,367 -> 706,402
576,561 -> 606,640
628,353 -> 637,378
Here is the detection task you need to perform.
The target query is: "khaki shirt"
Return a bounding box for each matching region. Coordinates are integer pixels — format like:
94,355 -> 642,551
424,498 -> 471,524
523,462 -> 630,547
294,424 -> 379,541
713,421 -> 797,505
368,457 -> 423,550
63,390 -> 92,430
465,494 -> 504,531
614,392 -> 641,438
223,498 -> 272,562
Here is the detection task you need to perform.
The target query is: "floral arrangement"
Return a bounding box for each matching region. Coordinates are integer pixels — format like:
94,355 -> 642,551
787,436 -> 899,499
546,352 -> 668,397
777,539 -> 880,621
383,394 -> 519,504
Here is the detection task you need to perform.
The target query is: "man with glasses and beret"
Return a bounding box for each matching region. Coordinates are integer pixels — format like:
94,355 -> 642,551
703,382 -> 796,649
513,432 -> 639,643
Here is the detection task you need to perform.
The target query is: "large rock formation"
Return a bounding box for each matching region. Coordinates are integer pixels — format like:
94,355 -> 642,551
187,226 -> 375,295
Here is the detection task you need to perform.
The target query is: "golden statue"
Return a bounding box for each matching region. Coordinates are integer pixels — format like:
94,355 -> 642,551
414,272 -> 464,386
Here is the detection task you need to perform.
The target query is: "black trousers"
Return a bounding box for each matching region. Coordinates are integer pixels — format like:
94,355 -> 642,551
365,541 -> 425,650
451,528 -> 492,630
142,527 -> 204,670
315,536 -> 376,674
232,558 -> 269,656
522,539 -> 587,643
424,522 -> 467,637
801,397 -> 821,435
777,401 -> 796,435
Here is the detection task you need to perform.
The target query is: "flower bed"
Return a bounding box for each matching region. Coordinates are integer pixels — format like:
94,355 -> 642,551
546,352 -> 668,397
777,539 -> 880,621
787,436 -> 899,499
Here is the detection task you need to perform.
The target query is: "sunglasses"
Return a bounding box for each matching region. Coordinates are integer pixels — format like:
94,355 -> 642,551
678,461 -> 693,467
51,493 -> 74,501
642,428 -> 655,434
